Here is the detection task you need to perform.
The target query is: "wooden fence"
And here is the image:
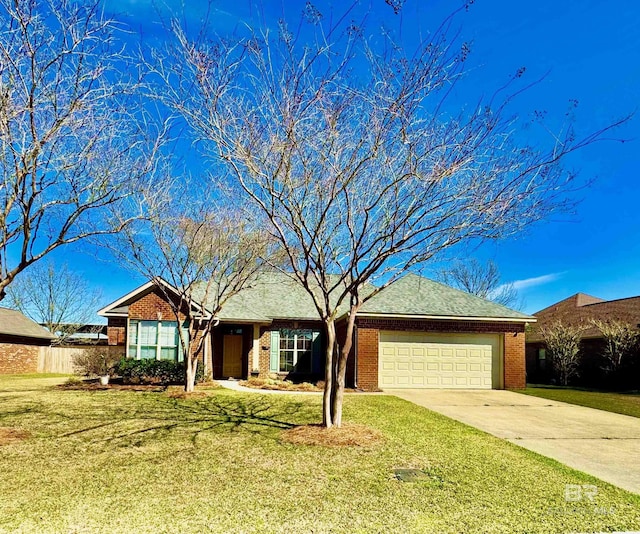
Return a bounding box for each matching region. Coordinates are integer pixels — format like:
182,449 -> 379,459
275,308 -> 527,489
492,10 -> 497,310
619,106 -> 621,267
37,345 -> 122,374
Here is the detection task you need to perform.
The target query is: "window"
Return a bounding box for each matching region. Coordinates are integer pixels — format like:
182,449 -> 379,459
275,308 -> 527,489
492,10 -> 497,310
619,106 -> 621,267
270,329 -> 319,373
128,320 -> 186,362
538,348 -> 547,370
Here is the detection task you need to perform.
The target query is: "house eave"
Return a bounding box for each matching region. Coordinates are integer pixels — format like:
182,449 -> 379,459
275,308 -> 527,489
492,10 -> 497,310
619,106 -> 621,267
98,312 -> 128,318
217,318 -> 271,325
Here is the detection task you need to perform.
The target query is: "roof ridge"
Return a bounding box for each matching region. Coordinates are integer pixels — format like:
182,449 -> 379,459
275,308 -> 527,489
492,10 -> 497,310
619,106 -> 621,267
583,294 -> 640,306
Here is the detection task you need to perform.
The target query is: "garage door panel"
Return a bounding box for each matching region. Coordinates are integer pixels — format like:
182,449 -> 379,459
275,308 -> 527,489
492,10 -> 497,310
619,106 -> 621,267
378,332 -> 500,389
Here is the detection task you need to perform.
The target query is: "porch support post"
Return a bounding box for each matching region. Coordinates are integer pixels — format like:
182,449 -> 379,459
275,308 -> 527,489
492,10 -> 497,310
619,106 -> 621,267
252,324 -> 260,375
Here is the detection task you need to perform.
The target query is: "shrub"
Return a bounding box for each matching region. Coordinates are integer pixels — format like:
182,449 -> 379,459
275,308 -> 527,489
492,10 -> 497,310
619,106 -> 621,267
540,321 -> 587,386
73,348 -> 120,377
591,319 -> 640,388
112,358 -> 204,385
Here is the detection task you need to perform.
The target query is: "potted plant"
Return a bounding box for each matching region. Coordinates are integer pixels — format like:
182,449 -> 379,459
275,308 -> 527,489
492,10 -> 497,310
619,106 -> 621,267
98,352 -> 111,385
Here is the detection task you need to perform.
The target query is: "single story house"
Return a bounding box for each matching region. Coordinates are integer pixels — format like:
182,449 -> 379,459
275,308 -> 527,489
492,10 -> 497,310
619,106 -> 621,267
98,272 -> 534,391
525,293 -> 640,382
0,307 -> 57,374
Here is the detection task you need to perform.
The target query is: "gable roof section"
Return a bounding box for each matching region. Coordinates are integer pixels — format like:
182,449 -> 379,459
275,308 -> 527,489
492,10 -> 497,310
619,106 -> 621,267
359,273 -> 533,321
98,279 -> 206,318
0,308 -> 57,340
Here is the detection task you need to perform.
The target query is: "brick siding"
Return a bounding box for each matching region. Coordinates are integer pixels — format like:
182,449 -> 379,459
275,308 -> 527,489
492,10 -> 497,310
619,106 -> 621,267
356,317 -> 525,334
504,332 -> 526,388
354,327 -> 379,391
128,287 -> 186,322
107,317 -> 126,346
0,335 -> 49,374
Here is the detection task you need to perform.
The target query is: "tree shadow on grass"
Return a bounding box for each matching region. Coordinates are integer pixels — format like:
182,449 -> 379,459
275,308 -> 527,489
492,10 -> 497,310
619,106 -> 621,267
2,393 -> 319,448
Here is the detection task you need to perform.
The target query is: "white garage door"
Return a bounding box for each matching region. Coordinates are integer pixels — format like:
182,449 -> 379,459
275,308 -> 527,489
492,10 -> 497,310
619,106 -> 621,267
378,331 -> 502,389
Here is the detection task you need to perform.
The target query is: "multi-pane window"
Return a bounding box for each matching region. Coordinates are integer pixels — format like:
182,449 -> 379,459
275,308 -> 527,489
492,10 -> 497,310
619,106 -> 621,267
128,320 -> 185,362
538,348 -> 547,370
279,329 -> 312,373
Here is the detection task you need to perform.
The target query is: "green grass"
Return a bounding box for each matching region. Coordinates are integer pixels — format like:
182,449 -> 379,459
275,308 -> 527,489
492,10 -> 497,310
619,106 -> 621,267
522,385 -> 640,419
1,376 -> 639,533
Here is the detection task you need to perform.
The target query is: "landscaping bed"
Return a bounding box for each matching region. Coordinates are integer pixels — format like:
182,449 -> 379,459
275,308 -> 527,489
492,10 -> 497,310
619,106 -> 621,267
239,376 -> 323,391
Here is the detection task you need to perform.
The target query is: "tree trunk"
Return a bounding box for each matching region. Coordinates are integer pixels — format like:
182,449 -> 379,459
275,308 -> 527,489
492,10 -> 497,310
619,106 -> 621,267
323,320 -> 336,428
205,334 -> 214,381
185,356 -> 197,392
330,305 -> 358,428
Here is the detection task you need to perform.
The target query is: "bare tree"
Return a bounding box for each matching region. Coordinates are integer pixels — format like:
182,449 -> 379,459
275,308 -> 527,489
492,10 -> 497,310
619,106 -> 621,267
437,259 -> 520,308
591,318 -> 639,376
111,184 -> 274,392
4,261 -> 102,344
152,3 -> 627,425
540,321 -> 586,386
0,0 -> 161,301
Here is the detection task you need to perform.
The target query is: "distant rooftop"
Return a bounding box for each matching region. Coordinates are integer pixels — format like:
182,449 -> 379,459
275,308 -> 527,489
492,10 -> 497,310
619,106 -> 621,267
0,308 -> 57,340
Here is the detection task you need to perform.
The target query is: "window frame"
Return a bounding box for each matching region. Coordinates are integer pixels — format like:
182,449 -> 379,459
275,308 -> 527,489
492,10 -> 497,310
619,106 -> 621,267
269,328 -> 319,374
127,319 -> 186,362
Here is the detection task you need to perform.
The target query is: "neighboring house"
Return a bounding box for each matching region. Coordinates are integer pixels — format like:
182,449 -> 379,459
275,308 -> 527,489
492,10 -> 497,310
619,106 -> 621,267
525,293 -> 640,383
0,307 -> 57,374
98,272 -> 534,391
49,324 -> 108,345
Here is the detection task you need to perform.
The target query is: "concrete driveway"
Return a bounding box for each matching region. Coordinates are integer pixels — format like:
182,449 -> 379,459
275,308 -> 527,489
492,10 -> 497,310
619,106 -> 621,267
388,389 -> 640,494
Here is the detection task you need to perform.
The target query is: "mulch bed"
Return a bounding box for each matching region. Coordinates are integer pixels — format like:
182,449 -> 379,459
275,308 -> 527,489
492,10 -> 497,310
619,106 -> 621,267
0,427 -> 31,446
56,380 -> 167,392
281,423 -> 384,447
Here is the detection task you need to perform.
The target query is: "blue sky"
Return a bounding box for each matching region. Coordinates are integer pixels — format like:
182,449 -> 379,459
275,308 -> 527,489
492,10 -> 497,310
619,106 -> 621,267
47,0 -> 639,318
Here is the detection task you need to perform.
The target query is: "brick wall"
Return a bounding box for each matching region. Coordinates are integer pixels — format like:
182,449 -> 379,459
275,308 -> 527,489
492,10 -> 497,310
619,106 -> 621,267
0,335 -> 49,374
355,327 -> 379,391
257,327 -> 271,377
504,332 -> 526,388
107,317 -> 126,346
128,288 -> 186,322
356,317 -> 525,334
354,317 -> 527,391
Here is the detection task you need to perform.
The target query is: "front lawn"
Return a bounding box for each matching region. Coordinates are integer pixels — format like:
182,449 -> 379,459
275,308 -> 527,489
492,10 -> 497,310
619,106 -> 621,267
522,385 -> 640,419
1,375 -> 639,533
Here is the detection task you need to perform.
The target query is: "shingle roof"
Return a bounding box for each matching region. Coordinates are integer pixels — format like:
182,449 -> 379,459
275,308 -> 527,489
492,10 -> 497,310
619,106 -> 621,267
194,271 -> 356,322
100,272 -> 531,323
0,308 -> 57,340
360,273 -> 533,320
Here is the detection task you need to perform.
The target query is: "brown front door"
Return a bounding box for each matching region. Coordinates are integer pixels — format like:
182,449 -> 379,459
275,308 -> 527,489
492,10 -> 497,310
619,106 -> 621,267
222,335 -> 243,378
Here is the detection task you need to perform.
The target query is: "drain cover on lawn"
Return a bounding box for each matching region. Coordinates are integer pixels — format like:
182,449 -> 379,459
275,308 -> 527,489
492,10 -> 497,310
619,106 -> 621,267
394,468 -> 431,482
